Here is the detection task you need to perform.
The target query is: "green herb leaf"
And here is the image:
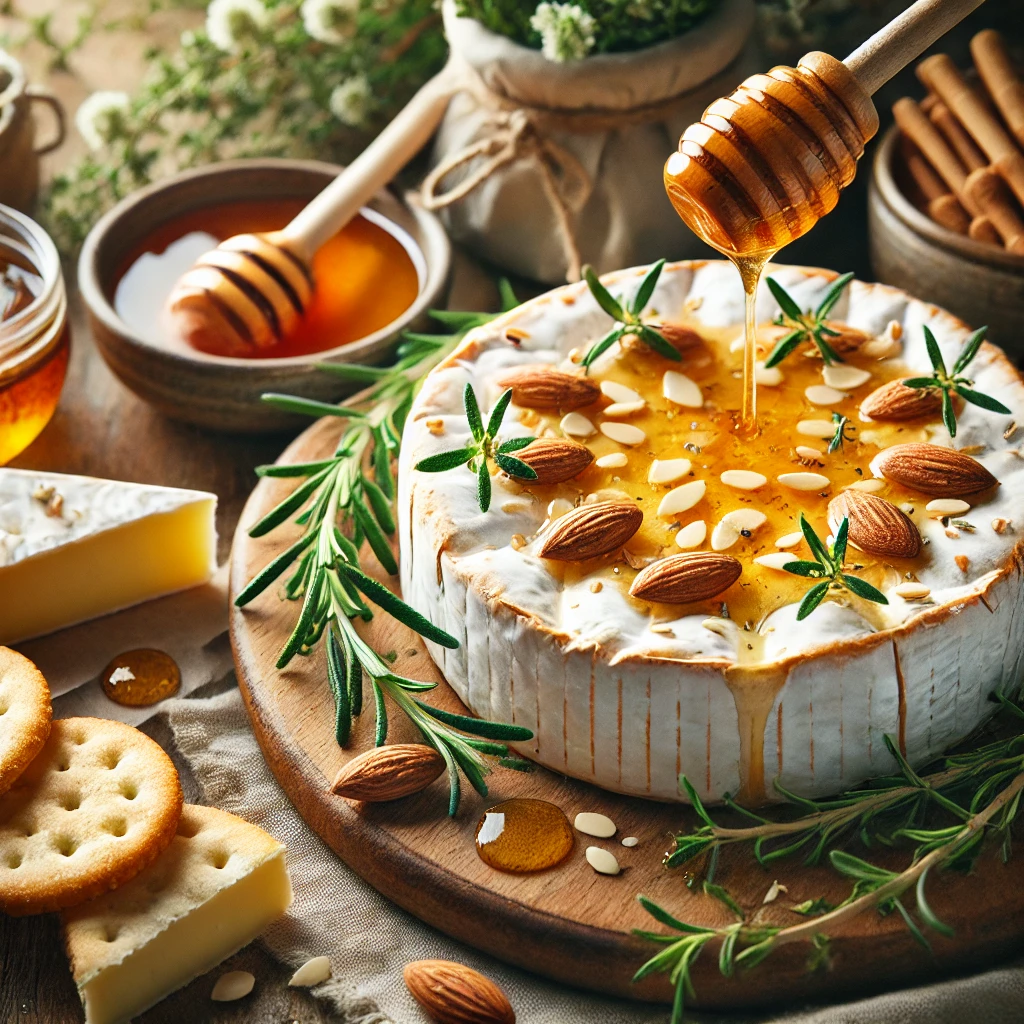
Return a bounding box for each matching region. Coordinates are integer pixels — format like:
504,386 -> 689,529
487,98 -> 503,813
477,460 -> 492,512
952,326 -> 987,374
636,324 -> 683,362
954,385 -> 1011,414
942,388 -> 957,437
766,276 -> 804,321
494,454 -> 538,479
782,560 -> 828,578
486,387 -> 514,438
413,700 -> 534,740
414,447 -> 478,473
763,328 -> 804,369
630,258 -> 666,316
815,271 -> 855,319
796,580 -> 830,620
582,325 -> 625,369
464,382 -> 484,442
923,325 -> 948,377
583,263 -> 628,321
497,436 -> 534,454
840,574 -> 889,605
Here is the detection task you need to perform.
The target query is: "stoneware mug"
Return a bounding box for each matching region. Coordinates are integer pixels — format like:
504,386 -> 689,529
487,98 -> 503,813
0,50 -> 66,212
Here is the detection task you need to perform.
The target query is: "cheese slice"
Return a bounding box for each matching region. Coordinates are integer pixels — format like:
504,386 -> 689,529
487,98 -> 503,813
62,804 -> 291,1024
0,469 -> 216,644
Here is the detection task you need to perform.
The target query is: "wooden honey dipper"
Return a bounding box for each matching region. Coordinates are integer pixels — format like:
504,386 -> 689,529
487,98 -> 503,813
664,0 -> 988,261
166,64 -> 461,356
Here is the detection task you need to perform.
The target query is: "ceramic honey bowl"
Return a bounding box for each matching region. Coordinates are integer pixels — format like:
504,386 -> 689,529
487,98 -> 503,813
78,158 -> 451,433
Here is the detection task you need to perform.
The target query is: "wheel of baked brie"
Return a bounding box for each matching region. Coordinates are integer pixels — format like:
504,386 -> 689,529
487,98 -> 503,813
398,261 -> 1024,804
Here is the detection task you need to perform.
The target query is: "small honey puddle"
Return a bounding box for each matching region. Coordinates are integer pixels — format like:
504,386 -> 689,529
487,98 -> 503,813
724,664 -> 788,805
101,649 -> 181,707
475,798 -> 574,873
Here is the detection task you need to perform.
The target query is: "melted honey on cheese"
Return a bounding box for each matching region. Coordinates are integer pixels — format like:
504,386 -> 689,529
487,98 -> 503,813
511,320 -> 937,666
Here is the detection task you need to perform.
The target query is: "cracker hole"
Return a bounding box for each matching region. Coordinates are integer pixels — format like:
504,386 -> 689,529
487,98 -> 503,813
210,850 -> 229,869
103,819 -> 128,838
103,926 -> 118,943
56,760 -> 71,772
6,854 -> 21,869
146,878 -> 166,894
22,824 -> 36,838
54,836 -> 79,857
120,781 -> 138,801
101,749 -> 122,770
0,703 -> 8,716
61,793 -> 82,812
71,732 -> 86,745
177,820 -> 200,839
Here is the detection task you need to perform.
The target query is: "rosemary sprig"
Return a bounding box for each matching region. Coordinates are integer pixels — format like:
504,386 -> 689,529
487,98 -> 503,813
901,325 -> 1010,437
780,514 -> 888,620
638,698 -> 1024,1022
826,411 -> 854,454
763,272 -> 854,368
580,259 -> 682,369
414,383 -> 536,512
236,296 -> 535,814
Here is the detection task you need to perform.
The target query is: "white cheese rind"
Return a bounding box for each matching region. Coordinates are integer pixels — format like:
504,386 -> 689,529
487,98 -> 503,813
400,262 -> 1024,803
0,469 -> 216,644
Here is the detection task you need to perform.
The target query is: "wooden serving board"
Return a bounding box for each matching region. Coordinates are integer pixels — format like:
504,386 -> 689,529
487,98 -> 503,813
230,415 -> 1024,1011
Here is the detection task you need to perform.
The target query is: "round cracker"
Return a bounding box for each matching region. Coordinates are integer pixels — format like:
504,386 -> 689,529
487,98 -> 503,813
0,717 -> 182,915
0,648 -> 52,796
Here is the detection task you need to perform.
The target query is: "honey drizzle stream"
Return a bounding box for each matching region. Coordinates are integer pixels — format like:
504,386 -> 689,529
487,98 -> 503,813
725,664 -> 788,804
734,251 -> 776,439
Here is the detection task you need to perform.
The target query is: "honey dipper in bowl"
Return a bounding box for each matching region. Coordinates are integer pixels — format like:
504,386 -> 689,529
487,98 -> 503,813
662,0 -> 989,435
166,63 -> 461,357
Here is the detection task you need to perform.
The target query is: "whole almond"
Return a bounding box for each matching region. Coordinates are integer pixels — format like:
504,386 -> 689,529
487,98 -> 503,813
875,443 -> 998,497
631,322 -> 705,354
331,744 -> 445,801
496,366 -> 599,410
403,960 -> 515,1024
515,438 -> 594,483
629,553 -> 741,603
828,490 -> 921,558
539,501 -> 642,561
860,380 -> 943,421
823,322 -> 870,354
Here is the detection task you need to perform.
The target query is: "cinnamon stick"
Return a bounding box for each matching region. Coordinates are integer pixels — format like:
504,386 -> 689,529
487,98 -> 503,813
901,137 -> 970,233
970,30 -> 1024,150
929,101 -> 986,171
917,53 -> 1024,209
965,167 -> 1024,255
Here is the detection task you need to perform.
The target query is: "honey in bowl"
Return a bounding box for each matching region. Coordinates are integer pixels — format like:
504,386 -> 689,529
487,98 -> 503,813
114,198 -> 421,358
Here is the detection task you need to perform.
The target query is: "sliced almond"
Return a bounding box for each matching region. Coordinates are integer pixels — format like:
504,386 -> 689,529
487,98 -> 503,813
657,480 -> 706,517
823,365 -> 871,389
498,365 -> 600,410
828,491 -> 921,559
797,419 -> 836,439
603,400 -> 646,418
332,744 -> 446,801
860,380 -> 942,421
289,956 -> 332,988
585,846 -> 621,876
600,380 -> 642,404
648,458 -> 691,484
675,520 -> 707,549
778,472 -> 831,491
663,370 -> 703,408
894,581 -> 931,600
560,412 -> 595,437
211,972 -> 255,1002
546,498 -> 574,520
755,553 -> 800,571
805,384 -> 847,406
720,470 -> 767,490
775,531 -> 803,549
539,501 -> 642,560
711,509 -> 767,551
874,443 -> 998,497
600,421 -> 646,446
630,552 -> 741,603
574,812 -> 616,837
796,445 -> 824,461
404,961 -> 515,1024
515,438 -> 594,483
755,362 -> 784,386
848,478 -> 885,493
925,498 -> 971,517
596,452 -> 628,469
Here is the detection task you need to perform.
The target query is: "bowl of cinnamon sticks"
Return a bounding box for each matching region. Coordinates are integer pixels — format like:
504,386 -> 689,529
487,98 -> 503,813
869,29 -> 1024,353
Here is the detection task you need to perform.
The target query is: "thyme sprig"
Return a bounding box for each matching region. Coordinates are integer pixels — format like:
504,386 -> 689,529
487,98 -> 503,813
236,298 -> 535,815
763,272 -> 854,368
827,411 -> 854,454
580,259 -> 682,369
414,383 -> 536,512
781,514 -> 888,620
638,697 -> 1024,1022
902,325 -> 1010,437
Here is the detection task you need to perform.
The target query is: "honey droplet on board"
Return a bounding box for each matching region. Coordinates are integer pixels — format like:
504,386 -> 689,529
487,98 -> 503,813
475,798 -> 574,873
100,649 -> 181,707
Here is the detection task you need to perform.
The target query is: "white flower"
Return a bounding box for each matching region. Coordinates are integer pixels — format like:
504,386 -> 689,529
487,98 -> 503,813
529,2 -> 596,62
205,0 -> 269,53
301,0 -> 359,44
329,75 -> 371,127
74,91 -> 130,151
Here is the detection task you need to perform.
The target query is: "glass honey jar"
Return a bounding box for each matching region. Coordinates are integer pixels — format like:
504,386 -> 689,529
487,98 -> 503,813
0,203 -> 69,465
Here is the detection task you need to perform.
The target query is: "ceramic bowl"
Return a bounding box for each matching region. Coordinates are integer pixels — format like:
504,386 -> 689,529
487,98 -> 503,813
868,125 -> 1024,356
78,158 -> 451,432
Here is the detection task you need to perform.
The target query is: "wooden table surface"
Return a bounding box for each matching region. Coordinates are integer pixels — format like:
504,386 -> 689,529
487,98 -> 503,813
1,2 -> 1018,1021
